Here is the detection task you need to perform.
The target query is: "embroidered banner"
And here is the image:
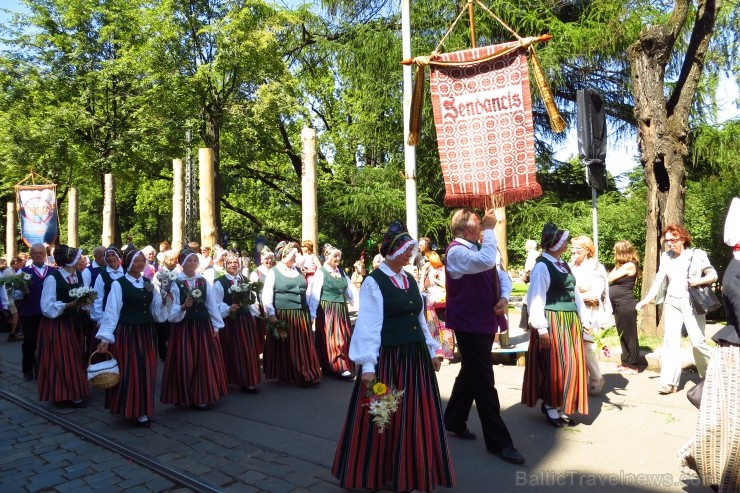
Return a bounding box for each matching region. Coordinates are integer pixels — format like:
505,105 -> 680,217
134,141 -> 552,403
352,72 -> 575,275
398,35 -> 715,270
429,42 -> 542,208
16,185 -> 59,247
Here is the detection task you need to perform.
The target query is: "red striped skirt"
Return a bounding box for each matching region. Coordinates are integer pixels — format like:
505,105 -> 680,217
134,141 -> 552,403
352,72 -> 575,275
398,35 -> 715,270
332,342 -> 455,492
104,324 -> 158,419
160,318 -> 228,405
314,301 -> 354,375
220,311 -> 262,388
37,315 -> 90,403
263,308 -> 321,385
521,310 -> 588,414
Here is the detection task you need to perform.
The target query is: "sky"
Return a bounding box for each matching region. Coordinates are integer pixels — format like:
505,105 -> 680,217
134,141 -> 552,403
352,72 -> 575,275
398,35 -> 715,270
1,0 -> 737,186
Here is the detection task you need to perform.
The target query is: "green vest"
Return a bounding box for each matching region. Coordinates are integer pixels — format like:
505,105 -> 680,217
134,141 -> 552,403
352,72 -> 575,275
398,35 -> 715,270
176,278 -> 209,320
118,277 -> 155,325
273,267 -> 307,311
51,269 -> 83,318
369,269 -> 425,346
320,267 -> 348,304
537,257 -> 577,312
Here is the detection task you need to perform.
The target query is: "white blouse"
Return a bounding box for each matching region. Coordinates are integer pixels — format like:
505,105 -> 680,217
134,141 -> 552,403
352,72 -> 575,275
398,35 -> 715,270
167,272 -> 224,330
349,262 -> 439,374
212,272 -> 260,319
307,265 -> 357,320
40,269 -> 88,319
91,267 -> 125,323
95,274 -> 170,344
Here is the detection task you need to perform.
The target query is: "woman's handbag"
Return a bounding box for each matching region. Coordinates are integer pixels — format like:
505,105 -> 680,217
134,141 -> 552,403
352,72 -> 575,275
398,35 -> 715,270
87,350 -> 120,389
687,252 -> 721,315
688,285 -> 721,315
687,379 -> 704,409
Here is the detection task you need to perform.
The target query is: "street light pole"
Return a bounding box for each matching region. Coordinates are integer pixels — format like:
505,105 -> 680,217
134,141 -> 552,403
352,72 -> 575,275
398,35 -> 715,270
185,130 -> 195,245
402,0 -> 418,240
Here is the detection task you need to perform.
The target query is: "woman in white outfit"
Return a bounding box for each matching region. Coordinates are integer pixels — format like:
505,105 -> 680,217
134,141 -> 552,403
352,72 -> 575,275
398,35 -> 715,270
636,224 -> 716,395
568,235 -> 611,395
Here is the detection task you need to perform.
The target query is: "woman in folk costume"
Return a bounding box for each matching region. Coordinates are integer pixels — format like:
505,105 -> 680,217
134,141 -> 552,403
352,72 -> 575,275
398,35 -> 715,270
568,235 -> 610,395
37,244 -> 90,408
249,246 -> 274,353
421,251 -> 455,360
161,248 -> 228,410
679,198 -> 740,492
307,244 -> 356,380
213,252 -> 262,393
262,241 -> 322,386
332,221 -> 454,493
96,250 -> 171,428
522,223 -> 589,427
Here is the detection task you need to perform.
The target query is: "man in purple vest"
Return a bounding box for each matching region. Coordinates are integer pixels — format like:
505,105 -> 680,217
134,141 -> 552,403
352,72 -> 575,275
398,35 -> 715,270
83,245 -> 105,288
19,243 -> 56,380
443,208 -> 524,464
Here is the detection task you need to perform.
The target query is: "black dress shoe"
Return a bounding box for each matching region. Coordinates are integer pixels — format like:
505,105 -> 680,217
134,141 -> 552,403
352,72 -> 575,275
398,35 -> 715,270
137,419 -> 151,428
494,446 -> 525,464
559,414 -> 577,427
190,403 -> 212,411
241,386 -> 259,394
446,427 -> 477,440
541,403 -> 563,428
70,400 -> 87,408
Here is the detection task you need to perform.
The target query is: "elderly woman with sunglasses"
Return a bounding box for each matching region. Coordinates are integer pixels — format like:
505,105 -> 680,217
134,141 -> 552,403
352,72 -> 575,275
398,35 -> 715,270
636,224 -> 717,395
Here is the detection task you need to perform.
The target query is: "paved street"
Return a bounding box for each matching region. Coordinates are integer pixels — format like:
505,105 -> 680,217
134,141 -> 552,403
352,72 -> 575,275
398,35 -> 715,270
0,323 -> 715,493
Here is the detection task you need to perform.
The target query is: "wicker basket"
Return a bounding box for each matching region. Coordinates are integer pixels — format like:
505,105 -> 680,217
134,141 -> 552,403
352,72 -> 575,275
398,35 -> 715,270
87,349 -> 120,389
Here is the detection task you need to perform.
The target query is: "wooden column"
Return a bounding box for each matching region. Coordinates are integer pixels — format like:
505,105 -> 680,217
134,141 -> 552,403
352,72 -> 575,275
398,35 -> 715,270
198,148 -> 217,248
172,159 -> 185,250
6,202 -> 16,262
67,187 -> 78,247
301,127 -> 318,249
102,174 -> 115,247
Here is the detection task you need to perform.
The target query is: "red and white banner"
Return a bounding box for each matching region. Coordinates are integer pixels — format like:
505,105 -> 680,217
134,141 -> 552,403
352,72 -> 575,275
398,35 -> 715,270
429,41 -> 542,208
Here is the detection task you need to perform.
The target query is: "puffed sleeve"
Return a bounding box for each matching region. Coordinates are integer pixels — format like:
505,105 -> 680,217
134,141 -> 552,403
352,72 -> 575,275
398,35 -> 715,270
343,272 -> 356,308
41,274 -> 68,319
262,269 -> 277,318
526,261 -> 551,335
307,269 -> 324,320
213,280 -> 230,319
96,281 -> 123,344
151,281 -> 170,323
167,282 -> 187,323
348,276 -> 383,374
91,275 -> 106,323
205,281 -> 224,330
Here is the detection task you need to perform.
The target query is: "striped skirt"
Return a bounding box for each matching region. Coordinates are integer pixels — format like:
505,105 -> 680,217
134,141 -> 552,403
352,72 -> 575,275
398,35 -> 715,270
160,318 -> 228,405
104,324 -> 158,419
521,310 -> 588,415
220,311 -> 262,388
263,308 -> 321,385
332,342 -> 455,492
37,315 -> 90,403
679,342 -> 740,492
314,301 -> 354,375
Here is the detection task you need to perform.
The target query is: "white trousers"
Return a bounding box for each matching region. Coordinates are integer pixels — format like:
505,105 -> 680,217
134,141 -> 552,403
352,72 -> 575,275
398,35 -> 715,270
660,296 -> 712,386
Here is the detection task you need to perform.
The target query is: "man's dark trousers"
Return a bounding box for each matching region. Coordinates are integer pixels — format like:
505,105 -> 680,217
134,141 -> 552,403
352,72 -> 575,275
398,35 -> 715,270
444,331 -> 514,453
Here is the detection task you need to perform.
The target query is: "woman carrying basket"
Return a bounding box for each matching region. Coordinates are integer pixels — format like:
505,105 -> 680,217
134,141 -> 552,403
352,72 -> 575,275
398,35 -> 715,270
96,249 -> 171,428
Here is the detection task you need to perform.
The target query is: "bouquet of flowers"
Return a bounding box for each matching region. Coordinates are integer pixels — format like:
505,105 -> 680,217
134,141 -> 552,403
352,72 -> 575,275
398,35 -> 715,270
364,381 -> 404,434
229,280 -> 262,305
585,327 -> 611,358
155,269 -> 178,294
187,287 -> 204,304
69,286 -> 98,308
263,317 -> 289,340
4,272 -> 32,291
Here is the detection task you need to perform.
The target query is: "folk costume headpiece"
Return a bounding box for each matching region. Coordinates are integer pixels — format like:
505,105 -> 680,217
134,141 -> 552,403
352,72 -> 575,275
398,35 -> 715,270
53,244 -> 82,268
105,245 -> 123,261
380,220 -> 417,260
178,248 -> 197,266
123,249 -> 144,273
541,223 -> 569,252
323,243 -> 339,259
278,242 -> 300,264
260,246 -> 274,261
273,241 -> 288,262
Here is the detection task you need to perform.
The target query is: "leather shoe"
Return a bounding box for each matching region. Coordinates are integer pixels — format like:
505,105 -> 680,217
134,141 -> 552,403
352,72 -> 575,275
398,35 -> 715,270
137,419 -> 151,428
494,446 -> 525,464
541,403 -> 563,428
241,386 -> 258,394
70,400 -> 87,408
23,372 -> 34,381
446,427 -> 476,440
559,414 -> 577,427
190,403 -> 212,411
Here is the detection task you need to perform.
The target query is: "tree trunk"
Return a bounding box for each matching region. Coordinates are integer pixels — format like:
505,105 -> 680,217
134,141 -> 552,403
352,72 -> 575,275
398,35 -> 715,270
627,0 -> 721,337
